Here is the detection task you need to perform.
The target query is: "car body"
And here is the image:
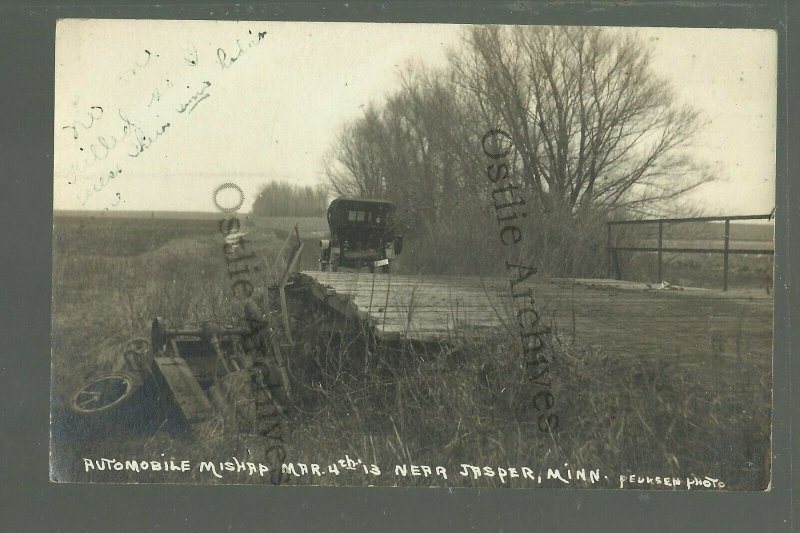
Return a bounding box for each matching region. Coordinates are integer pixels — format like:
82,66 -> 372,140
67,313 -> 291,436
319,198 -> 403,273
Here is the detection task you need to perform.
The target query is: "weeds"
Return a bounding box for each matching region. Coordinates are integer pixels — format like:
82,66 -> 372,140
285,313 -> 770,489
51,216 -> 771,489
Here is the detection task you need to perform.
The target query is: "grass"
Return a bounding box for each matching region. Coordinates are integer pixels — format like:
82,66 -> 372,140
50,214 -> 772,489
284,323 -> 770,489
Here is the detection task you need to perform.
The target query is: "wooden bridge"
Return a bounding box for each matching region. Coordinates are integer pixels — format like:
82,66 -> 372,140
296,271 -> 773,372
298,271 -> 518,342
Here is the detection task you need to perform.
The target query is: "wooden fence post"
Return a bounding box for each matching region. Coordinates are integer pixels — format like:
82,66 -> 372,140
607,222 -> 612,279
657,220 -> 664,282
723,218 -> 730,291
612,249 -> 622,281
605,213 -> 772,289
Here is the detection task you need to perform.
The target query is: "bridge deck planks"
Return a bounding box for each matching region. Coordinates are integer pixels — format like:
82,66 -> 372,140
298,271 -> 515,341
297,271 -> 774,374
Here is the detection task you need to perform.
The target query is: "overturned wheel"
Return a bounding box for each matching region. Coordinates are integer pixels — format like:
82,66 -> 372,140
68,370 -> 156,435
70,373 -> 137,415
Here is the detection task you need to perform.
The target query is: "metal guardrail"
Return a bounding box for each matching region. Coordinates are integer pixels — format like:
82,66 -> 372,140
606,214 -> 774,291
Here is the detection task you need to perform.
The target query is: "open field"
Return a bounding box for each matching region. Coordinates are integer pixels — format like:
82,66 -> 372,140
250,215 -> 329,238
51,214 -> 772,489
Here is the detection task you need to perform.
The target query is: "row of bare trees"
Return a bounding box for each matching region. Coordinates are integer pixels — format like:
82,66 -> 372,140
325,26 -> 710,274
251,181 -> 328,217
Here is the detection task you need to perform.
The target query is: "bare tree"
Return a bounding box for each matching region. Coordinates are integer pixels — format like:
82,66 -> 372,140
451,25 -> 709,216
328,26 -> 707,220
325,64 -> 497,234
325,105 -> 387,199
323,26 -> 710,275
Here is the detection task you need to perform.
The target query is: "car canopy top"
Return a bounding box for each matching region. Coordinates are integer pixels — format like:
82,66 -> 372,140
327,198 -> 395,226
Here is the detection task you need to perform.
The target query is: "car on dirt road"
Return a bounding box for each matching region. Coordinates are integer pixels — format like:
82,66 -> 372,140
319,198 -> 404,273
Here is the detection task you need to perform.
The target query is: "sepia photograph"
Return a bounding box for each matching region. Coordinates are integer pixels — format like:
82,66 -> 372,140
50,19 -> 776,490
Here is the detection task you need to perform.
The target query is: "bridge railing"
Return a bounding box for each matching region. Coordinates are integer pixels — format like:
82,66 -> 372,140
606,213 -> 774,291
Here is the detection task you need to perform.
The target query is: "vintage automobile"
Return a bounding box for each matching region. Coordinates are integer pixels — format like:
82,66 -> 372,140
65,306 -> 293,438
319,198 -> 404,273
64,236 -> 308,439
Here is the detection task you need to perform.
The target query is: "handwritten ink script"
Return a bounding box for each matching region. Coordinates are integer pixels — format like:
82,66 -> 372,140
57,27 -> 268,209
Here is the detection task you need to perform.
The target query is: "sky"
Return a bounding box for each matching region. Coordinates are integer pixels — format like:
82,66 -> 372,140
53,20 -> 776,216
